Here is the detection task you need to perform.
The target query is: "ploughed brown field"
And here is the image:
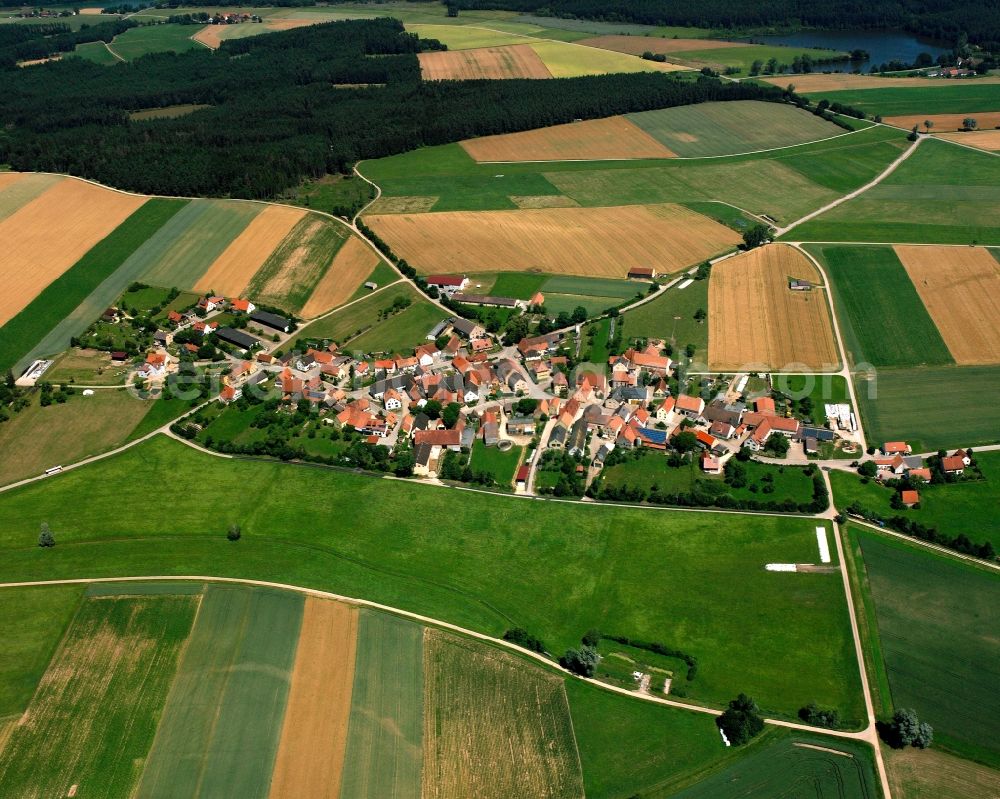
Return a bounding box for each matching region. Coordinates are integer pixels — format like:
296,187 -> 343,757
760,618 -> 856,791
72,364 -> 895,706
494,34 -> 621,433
366,203 -> 741,278
708,243 -> 840,371
0,178 -> 146,325
193,204 -> 305,297
936,130 -> 1000,151
894,244 -> 1000,365
267,598 -> 358,799
577,35 -> 749,56
460,116 -> 676,162
300,236 -> 383,318
418,45 -> 552,80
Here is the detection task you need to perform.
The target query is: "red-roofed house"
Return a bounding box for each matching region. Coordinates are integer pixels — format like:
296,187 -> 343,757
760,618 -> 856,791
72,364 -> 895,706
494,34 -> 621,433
941,455 -> 965,474
425,275 -> 469,294
900,489 -> 919,507
701,453 -> 722,473
755,397 -> 776,415
882,441 -> 911,455
675,394 -> 705,419
231,298 -> 256,313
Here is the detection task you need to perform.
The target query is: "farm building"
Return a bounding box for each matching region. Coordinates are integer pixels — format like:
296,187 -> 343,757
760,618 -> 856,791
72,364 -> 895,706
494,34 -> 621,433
450,317 -> 486,339
425,274 -> 469,294
901,489 -> 920,506
628,266 -> 657,279
789,279 -> 814,291
250,310 -> 291,333
452,293 -> 521,308
216,327 -> 261,353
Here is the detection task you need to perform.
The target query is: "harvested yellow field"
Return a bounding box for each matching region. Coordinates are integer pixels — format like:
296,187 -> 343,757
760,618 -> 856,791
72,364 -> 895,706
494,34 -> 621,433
367,203 -> 739,277
886,745 -> 1000,799
937,130 -> 1000,151
578,35 -> 747,55
300,236 -> 382,318
763,74 -> 1000,91
883,112 -> 1000,131
894,245 -> 1000,365
268,599 -> 358,799
0,172 -> 25,191
709,244 -> 839,371
419,44 -> 552,80
460,116 -> 676,162
0,178 -> 145,325
422,631 -> 584,799
194,204 -> 305,297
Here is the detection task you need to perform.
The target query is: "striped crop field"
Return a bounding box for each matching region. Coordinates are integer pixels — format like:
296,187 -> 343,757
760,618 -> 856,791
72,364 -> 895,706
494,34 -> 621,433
0,592 -> 198,798
340,610 -> 425,799
136,585 -> 302,799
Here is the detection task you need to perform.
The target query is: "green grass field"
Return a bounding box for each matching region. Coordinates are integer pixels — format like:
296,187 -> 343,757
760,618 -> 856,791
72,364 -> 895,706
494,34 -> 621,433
542,274 -> 642,299
294,283 -> 432,348
852,528 -> 1000,766
804,82 -> 1000,115
348,297 -> 446,354
806,244 -> 952,368
772,373 -> 849,407
0,584 -> 82,717
597,450 -> 819,508
108,23 -> 203,60
0,390 -> 156,487
790,140 -> 1000,244
132,199 -> 261,289
360,125 -> 907,224
1,198 -> 187,374
670,44 -> 848,74
423,632 -> 584,798
136,585 -> 302,799
627,100 -> 845,157
831,453 -> 1000,549
341,610 -> 424,799
0,435 -> 864,720
854,365 -> 1000,452
72,39 -> 121,65
0,593 -> 197,798
622,279 -> 709,353
669,727 -> 880,798
245,214 -> 350,313
0,172 -> 61,223
470,440 -> 523,487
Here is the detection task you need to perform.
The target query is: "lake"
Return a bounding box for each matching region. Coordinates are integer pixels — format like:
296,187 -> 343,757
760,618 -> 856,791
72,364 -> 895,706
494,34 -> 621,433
745,29 -> 951,72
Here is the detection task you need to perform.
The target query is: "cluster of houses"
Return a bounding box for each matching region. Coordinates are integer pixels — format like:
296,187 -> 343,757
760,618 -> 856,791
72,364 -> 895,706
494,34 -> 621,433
870,442 -> 973,505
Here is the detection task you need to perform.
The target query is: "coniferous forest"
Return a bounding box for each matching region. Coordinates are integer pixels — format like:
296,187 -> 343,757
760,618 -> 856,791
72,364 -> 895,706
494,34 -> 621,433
0,19 -> 783,199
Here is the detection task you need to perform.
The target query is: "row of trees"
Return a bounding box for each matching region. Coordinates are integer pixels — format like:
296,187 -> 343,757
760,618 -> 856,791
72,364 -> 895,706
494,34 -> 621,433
0,19 -> 787,198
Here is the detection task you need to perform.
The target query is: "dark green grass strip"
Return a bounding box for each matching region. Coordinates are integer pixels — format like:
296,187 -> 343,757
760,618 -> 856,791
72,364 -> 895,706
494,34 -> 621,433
804,83 -> 1000,115
855,528 -> 1000,767
340,610 -> 424,799
0,198 -> 188,374
807,244 -> 952,368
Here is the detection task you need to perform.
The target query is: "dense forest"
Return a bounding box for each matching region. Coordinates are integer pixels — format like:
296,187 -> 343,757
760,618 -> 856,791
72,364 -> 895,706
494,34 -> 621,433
448,0 -> 1000,50
0,18 -> 135,66
0,19 -> 783,198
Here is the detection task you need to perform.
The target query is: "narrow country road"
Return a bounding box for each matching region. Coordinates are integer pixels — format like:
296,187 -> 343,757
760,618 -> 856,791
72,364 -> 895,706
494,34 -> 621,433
776,136 -> 923,237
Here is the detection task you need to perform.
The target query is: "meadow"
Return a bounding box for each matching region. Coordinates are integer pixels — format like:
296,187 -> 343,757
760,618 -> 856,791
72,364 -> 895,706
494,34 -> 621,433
789,139 -> 1000,244
72,40 -> 121,64
831,458 -> 1000,548
626,100 -> 845,157
884,746 -> 1000,799
469,440 -> 523,488
422,631 -> 584,798
669,729 -> 880,799
295,283 -> 433,349
708,244 -> 839,372
623,278 -> 709,353
854,365 -> 1000,451
0,390 -> 155,487
0,435 -> 865,720
108,23 -> 203,61
0,593 -> 197,798
349,299 -> 446,354
0,198 -> 186,374
362,125 -> 907,224
851,528 -> 1000,766
802,82 -> 1000,115
136,585 -> 302,799
806,244 -> 952,368
340,611 -> 424,799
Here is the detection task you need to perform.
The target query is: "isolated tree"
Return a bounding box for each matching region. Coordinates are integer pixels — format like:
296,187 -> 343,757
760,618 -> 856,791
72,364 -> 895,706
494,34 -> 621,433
442,402 -> 461,429
764,434 -> 790,457
963,117 -> 978,130
673,431 -> 698,453
394,450 -> 414,477
799,703 -> 841,729
718,694 -> 764,745
38,522 -> 55,548
908,124 -> 919,141
858,460 -> 878,478
227,523 -> 241,541
560,646 -> 599,677
742,224 -> 770,249
694,308 -> 706,322
885,708 -> 933,749
923,119 -> 934,133
581,628 -> 602,647
572,306 -> 588,324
